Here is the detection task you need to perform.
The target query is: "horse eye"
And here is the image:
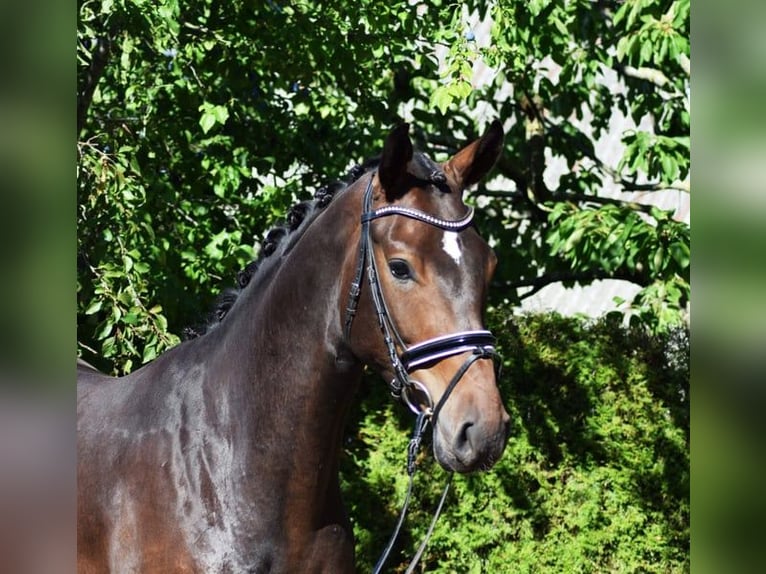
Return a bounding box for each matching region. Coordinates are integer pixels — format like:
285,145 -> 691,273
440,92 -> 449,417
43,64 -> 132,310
388,259 -> 412,281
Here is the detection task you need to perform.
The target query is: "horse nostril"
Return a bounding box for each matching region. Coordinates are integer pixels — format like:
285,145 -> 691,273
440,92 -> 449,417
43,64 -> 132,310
456,421 -> 475,452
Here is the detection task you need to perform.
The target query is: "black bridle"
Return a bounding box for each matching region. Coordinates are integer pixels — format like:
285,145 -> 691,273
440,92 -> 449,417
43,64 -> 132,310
344,172 -> 501,573
344,172 -> 500,419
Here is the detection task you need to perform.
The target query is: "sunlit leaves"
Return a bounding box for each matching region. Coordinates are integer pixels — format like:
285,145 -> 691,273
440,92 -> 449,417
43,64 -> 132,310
614,0 -> 690,71
77,0 -> 690,369
470,0 -> 690,334
546,201 -> 690,333
620,130 -> 690,185
429,8 -> 481,115
198,102 -> 230,134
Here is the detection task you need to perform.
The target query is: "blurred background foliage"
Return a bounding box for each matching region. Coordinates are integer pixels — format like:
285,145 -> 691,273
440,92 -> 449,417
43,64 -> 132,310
77,0 -> 689,570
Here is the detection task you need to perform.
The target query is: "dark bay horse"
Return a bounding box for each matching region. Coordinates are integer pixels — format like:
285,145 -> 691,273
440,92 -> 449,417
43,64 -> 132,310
78,121 -> 510,573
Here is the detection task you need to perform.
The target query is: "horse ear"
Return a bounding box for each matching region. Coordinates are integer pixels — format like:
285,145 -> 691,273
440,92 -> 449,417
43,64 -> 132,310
378,123 -> 413,201
445,119 -> 505,189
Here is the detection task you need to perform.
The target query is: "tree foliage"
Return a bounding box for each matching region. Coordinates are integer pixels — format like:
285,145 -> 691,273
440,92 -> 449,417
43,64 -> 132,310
77,0 -> 689,374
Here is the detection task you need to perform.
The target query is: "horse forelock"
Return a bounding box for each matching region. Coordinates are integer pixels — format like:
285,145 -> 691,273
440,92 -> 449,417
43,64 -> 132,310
406,152 -> 449,190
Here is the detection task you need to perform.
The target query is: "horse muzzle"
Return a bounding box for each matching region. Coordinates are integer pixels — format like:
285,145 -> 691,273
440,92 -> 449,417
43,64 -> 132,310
432,406 -> 510,473
400,336 -> 511,474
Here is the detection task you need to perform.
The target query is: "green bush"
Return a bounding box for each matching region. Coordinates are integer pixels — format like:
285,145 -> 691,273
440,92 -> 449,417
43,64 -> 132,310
342,310 -> 689,572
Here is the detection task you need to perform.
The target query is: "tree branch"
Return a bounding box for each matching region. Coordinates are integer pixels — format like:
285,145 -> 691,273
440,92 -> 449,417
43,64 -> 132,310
78,37 -> 111,136
621,178 -> 690,194
495,268 -> 649,301
491,156 -> 549,220
550,191 -> 657,214
614,63 -> 687,99
622,65 -> 670,88
477,188 -> 659,215
544,122 -> 689,195
519,91 -> 550,204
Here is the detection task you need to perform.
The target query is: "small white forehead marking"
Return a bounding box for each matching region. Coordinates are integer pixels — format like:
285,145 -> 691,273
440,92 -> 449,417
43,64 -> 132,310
442,231 -> 462,265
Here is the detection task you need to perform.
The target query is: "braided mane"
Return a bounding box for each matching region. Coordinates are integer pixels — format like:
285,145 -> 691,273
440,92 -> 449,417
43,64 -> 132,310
183,161 -> 373,339
184,151 -> 448,339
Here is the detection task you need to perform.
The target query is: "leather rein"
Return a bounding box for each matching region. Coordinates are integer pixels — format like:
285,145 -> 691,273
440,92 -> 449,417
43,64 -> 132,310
343,172 -> 500,572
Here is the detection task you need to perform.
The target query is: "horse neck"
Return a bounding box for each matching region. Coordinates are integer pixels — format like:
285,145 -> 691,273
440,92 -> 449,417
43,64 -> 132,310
203,184 -> 363,517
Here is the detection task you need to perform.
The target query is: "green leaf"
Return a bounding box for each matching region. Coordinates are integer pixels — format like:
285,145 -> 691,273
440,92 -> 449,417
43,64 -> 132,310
213,104 -> 230,124
199,103 -> 229,133
430,86 -> 452,115
95,319 -> 114,341
199,111 -> 216,134
652,246 -> 664,273
84,300 -> 103,315
563,227 -> 586,252
101,335 -> 116,357
142,344 -> 157,363
640,38 -> 653,64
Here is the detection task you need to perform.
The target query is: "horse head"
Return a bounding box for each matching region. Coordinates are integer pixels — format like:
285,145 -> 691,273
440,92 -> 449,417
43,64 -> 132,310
344,121 -> 510,473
